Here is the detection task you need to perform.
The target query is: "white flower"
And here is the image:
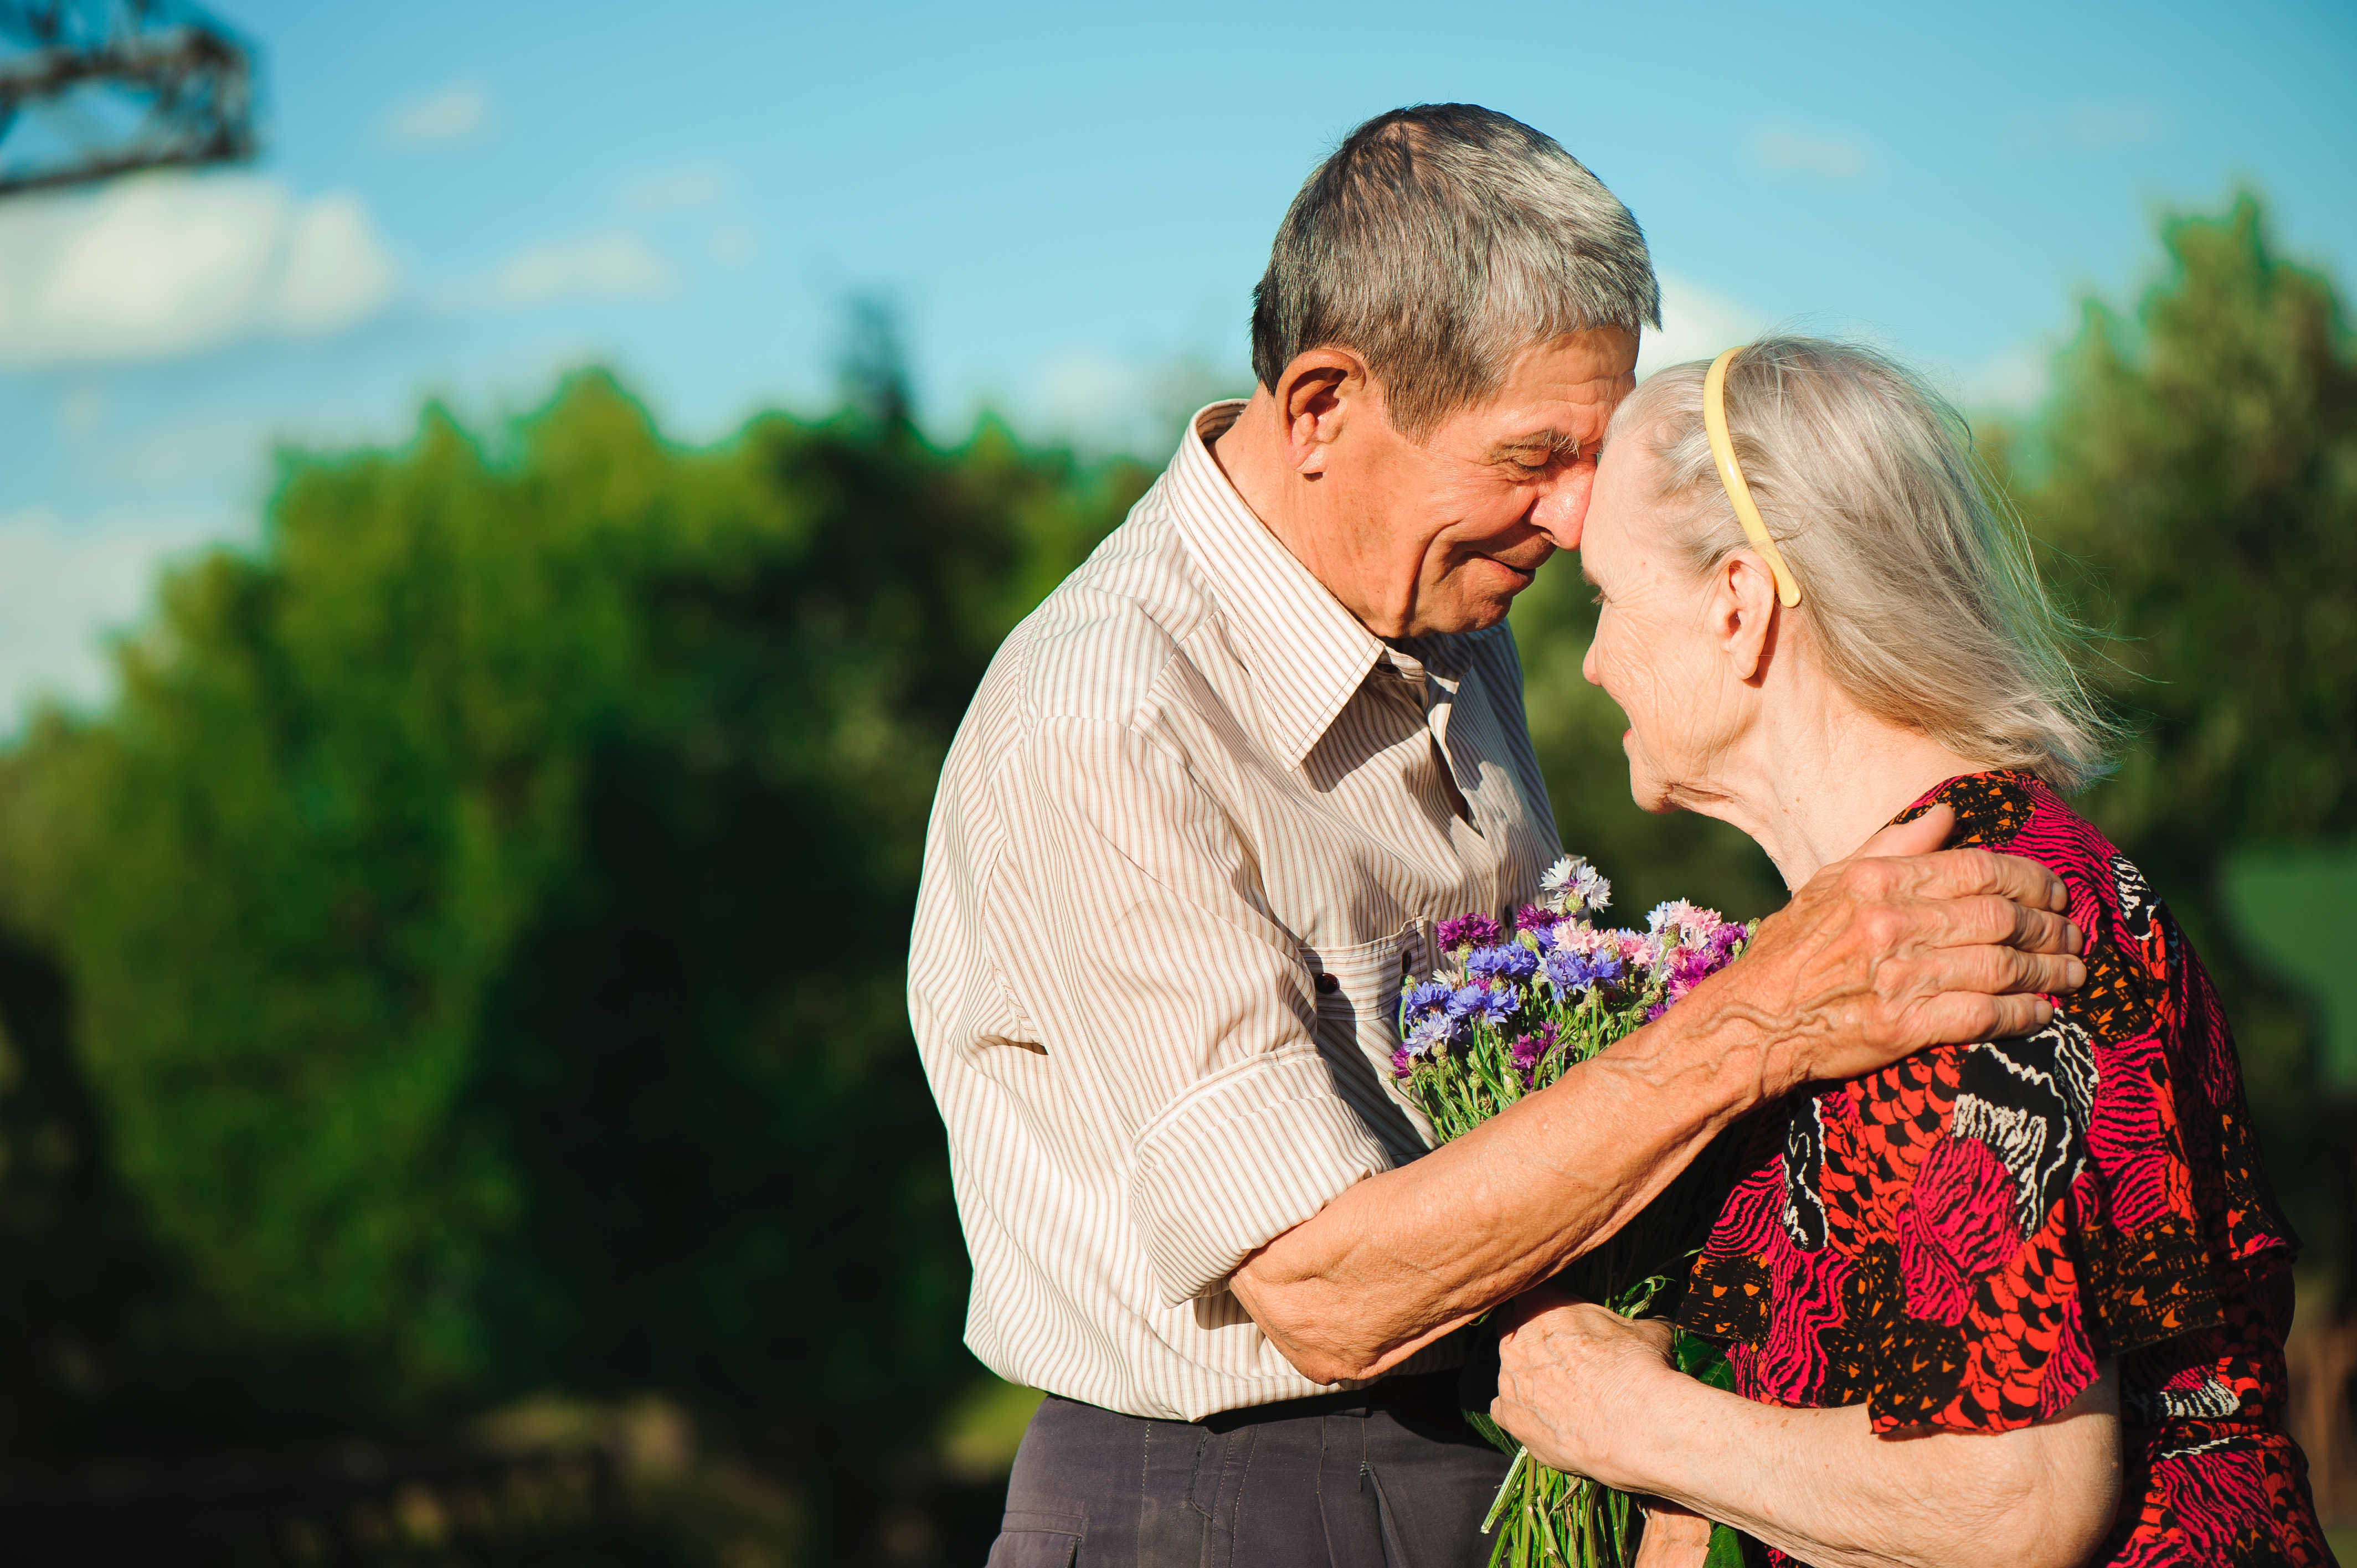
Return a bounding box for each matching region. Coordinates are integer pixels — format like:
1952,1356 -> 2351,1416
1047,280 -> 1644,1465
1540,854 -> 1613,919
1647,899 -> 1725,951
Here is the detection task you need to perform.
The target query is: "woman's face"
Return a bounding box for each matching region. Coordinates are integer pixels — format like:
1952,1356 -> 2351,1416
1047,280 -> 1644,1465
1578,433 -> 1756,812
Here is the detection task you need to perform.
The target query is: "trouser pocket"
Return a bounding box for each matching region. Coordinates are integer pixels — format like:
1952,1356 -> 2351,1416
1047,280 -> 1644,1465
986,1510 -> 1083,1566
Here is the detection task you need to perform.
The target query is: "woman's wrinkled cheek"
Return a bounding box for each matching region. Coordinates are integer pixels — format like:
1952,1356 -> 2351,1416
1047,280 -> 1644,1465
1599,635 -> 1680,804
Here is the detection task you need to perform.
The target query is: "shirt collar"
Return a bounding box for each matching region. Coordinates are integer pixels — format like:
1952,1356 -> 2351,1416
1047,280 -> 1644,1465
1162,401 -> 1392,768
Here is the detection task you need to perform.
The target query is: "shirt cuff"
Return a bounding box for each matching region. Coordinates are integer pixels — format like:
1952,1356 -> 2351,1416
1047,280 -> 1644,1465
1128,1051 -> 1393,1306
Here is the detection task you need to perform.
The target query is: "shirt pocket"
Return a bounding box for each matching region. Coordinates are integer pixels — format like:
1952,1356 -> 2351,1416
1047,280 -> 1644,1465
1299,920 -> 1437,1160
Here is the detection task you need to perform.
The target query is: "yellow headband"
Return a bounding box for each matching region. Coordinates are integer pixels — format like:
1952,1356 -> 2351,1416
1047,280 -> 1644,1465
1702,347 -> 1802,607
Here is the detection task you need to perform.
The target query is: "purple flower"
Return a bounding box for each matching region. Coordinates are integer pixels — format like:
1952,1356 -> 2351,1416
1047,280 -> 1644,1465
1445,986 -> 1488,1025
1508,1020 -> 1562,1086
1466,943 -> 1539,987
1437,912 -> 1505,955
1515,904 -> 1563,941
1662,945 -> 1714,999
1390,1044 -> 1417,1080
1651,922 -> 1751,1014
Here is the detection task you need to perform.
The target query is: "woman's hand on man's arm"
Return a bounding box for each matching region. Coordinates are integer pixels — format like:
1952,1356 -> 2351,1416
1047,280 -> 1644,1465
1491,1287 -> 2123,1568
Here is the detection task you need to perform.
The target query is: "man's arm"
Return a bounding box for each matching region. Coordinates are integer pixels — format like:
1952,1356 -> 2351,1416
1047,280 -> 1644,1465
1230,805 -> 2086,1384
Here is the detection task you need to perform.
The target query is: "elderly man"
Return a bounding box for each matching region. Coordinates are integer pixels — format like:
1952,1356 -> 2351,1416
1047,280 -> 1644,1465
910,104 -> 2085,1568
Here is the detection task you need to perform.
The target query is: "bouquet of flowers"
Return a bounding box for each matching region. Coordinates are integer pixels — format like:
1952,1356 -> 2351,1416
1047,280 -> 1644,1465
1394,855 -> 1751,1568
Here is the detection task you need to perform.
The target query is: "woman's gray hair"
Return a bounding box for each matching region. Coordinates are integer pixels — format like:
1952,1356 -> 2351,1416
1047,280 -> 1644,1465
1612,336 -> 2121,791
1250,104 -> 1660,440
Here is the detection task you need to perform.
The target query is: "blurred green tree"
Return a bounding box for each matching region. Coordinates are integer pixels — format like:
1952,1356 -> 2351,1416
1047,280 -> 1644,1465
0,365 -> 1148,1556
2005,192 -> 2357,1279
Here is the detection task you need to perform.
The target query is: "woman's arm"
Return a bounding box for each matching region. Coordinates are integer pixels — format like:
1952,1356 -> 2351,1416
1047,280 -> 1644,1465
1231,808 -> 2086,1384
1493,1293 -> 2124,1568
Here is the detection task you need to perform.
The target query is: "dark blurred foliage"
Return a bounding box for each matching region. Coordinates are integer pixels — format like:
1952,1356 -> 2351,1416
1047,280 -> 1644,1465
0,193 -> 2343,1561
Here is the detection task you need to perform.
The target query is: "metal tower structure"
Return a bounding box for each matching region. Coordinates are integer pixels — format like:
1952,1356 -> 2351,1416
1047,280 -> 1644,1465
0,0 -> 255,195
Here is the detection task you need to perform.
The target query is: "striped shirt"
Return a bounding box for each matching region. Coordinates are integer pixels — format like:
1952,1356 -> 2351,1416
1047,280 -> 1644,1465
908,402 -> 1563,1420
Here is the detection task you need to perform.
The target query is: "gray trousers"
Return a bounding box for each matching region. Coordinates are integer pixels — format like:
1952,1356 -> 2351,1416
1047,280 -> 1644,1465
986,1373 -> 1512,1567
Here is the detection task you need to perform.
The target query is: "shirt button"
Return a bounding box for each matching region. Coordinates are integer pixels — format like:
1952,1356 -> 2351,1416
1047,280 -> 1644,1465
1314,972 -> 1340,995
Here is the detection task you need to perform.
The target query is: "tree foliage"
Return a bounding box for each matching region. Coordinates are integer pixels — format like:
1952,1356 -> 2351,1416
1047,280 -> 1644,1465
2009,193 -> 2357,1263
0,371 -> 1148,1547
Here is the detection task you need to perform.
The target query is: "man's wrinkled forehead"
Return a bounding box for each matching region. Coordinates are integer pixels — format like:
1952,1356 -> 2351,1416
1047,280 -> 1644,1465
1463,345 -> 1635,452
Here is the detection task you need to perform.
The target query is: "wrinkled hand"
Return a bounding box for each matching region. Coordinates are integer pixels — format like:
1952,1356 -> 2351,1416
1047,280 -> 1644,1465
1697,803 -> 2087,1093
1490,1285 -> 1679,1488
1630,1504 -> 1715,1568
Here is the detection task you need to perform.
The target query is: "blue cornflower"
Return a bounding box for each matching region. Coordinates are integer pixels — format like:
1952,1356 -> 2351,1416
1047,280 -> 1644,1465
1543,948 -> 1614,994
1402,979 -> 1456,1020
1445,986 -> 1488,1025
1404,1010 -> 1458,1056
1473,987 -> 1521,1027
1465,943 -> 1539,986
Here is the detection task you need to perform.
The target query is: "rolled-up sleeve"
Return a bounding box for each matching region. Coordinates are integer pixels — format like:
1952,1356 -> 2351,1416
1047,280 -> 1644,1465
987,713 -> 1393,1307
1129,1052 -> 1390,1303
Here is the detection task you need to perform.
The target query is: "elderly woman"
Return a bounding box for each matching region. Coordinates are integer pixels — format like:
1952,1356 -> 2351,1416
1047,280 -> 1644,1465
1491,339 -> 2331,1567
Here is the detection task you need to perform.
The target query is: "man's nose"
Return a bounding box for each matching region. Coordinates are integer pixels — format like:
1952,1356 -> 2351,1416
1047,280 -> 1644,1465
1529,481 -> 1588,549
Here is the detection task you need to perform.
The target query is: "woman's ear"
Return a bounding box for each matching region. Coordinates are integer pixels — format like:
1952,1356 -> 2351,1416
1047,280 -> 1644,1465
1274,348 -> 1368,476
1711,549 -> 1781,683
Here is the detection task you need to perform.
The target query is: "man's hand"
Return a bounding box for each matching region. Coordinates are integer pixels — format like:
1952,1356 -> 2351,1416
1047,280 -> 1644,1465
1689,803 -> 2085,1097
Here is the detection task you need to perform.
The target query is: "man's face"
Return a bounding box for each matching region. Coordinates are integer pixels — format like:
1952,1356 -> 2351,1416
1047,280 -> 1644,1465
1323,327 -> 1637,638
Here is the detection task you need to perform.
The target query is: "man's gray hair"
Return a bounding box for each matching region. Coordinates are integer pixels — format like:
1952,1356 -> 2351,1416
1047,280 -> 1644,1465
1250,104 -> 1661,440
1614,337 -> 2123,791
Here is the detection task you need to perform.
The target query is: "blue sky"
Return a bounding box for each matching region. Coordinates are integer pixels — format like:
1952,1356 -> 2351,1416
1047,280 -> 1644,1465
0,0 -> 2351,724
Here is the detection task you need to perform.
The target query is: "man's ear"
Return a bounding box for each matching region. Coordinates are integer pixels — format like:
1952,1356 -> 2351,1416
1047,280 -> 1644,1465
1713,549 -> 1782,683
1274,347 -> 1371,476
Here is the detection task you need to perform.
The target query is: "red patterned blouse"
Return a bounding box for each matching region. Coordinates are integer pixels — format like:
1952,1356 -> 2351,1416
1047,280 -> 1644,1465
1676,771 -> 2330,1566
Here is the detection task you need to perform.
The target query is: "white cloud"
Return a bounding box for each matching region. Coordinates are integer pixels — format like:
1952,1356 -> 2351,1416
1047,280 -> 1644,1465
380,80 -> 491,148
1748,123 -> 1875,182
0,173 -> 399,367
619,162 -> 729,217
0,508 -> 225,730
1038,351 -> 1140,433
276,193 -> 400,333
466,229 -> 677,310
1638,274 -> 1761,379
2010,101 -> 2169,152
110,411 -> 277,489
1020,349 -> 1242,457
1949,344 -> 2051,412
